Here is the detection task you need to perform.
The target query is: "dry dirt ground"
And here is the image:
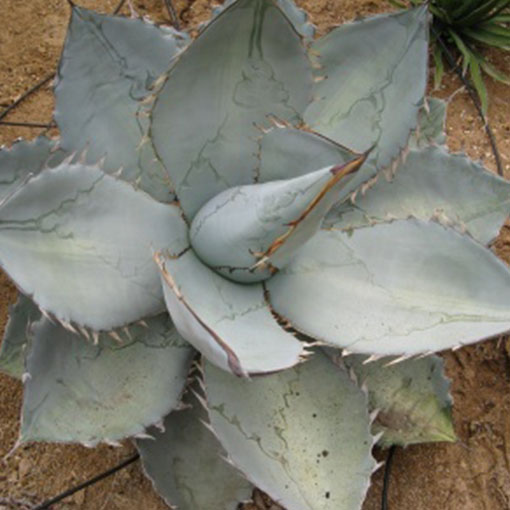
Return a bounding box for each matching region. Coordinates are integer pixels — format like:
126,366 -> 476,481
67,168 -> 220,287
1,0 -> 510,509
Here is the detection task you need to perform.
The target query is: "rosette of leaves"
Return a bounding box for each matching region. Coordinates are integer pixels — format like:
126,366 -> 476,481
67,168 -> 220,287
391,0 -> 510,112
1,1 -> 510,508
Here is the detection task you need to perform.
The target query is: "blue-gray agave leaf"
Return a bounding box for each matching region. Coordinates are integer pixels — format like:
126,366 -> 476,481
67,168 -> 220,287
267,220 -> 510,356
0,160 -> 188,331
190,155 -> 365,283
155,249 -> 305,376
0,137 -> 66,203
211,0 -> 315,40
55,6 -> 189,202
304,7 -> 429,177
21,314 -> 194,445
150,0 -> 313,219
256,125 -> 357,183
204,350 -> 377,510
0,294 -> 40,379
328,350 -> 456,447
325,145 -> 510,245
137,382 -> 253,510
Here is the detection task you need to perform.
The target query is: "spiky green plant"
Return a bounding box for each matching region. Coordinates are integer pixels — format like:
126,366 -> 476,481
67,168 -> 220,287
1,1 -> 510,508
391,0 -> 510,112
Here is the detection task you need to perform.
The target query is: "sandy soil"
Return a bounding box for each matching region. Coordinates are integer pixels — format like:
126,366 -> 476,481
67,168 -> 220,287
0,1 -> 510,509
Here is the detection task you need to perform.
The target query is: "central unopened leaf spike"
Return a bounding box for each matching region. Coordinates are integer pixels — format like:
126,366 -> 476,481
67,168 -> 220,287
190,152 -> 367,283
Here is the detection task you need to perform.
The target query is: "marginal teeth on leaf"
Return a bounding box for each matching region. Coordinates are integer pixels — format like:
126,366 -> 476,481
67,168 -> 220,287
373,431 -> 385,445
153,420 -> 165,433
105,439 -> 122,447
108,330 -> 124,344
384,354 -> 411,367
79,326 -> 90,341
134,432 -> 154,440
362,354 -> 380,365
373,460 -> 385,472
60,320 -> 78,334
113,166 -> 123,178
40,308 -> 56,324
199,418 -> 217,435
152,74 -> 167,90
78,146 -> 89,164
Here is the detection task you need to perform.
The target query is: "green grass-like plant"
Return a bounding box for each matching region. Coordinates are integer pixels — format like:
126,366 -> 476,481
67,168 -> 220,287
390,0 -> 510,112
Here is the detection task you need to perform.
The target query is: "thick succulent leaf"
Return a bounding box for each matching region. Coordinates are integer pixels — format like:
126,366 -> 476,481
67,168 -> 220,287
266,220 -> 510,356
204,350 -> 376,510
325,145 -> 510,245
409,97 -> 447,148
137,383 -> 253,510
155,249 -> 305,376
211,0 -> 315,40
304,7 -> 428,172
0,137 -> 66,203
151,0 -> 313,219
0,294 -> 40,379
256,126 -> 357,183
56,6 -> 189,202
0,160 -> 188,331
21,314 -> 194,445
333,351 -> 456,447
190,155 -> 365,283
274,0 -> 315,40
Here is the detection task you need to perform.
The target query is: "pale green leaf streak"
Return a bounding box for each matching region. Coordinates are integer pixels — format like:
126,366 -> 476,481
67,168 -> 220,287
21,314 -> 194,445
204,351 -> 376,510
336,351 -> 456,446
0,161 -> 188,331
325,145 -> 510,245
151,0 -> 313,219
56,6 -> 189,202
267,220 -> 510,356
0,294 -> 40,379
304,7 -> 429,171
137,384 -> 253,510
155,249 -> 304,376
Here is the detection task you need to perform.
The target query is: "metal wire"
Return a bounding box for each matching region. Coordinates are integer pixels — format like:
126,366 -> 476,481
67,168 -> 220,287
164,0 -> 181,29
0,0 -> 127,126
381,446 -> 397,510
0,121 -> 54,128
0,75 -> 53,123
31,453 -> 140,510
431,26 -> 504,177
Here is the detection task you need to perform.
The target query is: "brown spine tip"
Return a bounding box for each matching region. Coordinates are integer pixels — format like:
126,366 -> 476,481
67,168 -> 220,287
330,151 -> 369,177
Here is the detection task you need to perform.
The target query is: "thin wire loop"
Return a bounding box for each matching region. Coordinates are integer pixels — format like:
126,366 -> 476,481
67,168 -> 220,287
381,445 -> 397,510
431,26 -> 504,177
31,453 -> 140,510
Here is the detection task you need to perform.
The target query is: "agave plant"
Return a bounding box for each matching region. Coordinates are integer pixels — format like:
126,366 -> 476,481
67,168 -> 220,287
2,0 -> 510,508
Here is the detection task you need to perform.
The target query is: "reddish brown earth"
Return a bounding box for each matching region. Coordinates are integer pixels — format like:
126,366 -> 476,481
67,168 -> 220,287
0,1 -> 510,509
